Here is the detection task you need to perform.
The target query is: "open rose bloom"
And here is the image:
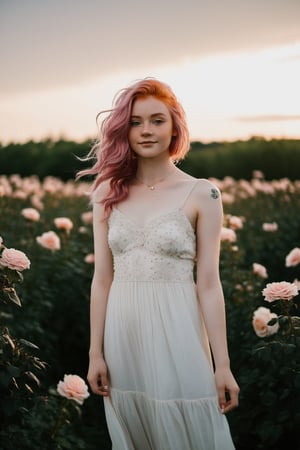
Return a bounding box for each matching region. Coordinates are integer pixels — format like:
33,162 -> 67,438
84,253 -> 95,264
262,281 -> 299,302
21,207 -> 40,221
253,263 -> 268,279
57,374 -> 90,405
81,211 -> 93,225
220,227 -> 237,243
0,248 -> 30,271
285,247 -> 300,267
252,307 -> 279,338
228,215 -> 244,230
54,217 -> 73,234
36,231 -> 61,251
262,222 -> 278,232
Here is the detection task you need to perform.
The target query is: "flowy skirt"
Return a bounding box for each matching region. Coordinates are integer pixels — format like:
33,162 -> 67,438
103,281 -> 235,450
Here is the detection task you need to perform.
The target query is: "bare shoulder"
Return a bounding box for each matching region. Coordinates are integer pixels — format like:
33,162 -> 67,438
190,179 -> 223,230
92,179 -> 111,204
91,180 -> 111,223
192,178 -> 221,203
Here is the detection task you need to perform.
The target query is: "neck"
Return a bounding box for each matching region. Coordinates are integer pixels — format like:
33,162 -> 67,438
135,158 -> 175,185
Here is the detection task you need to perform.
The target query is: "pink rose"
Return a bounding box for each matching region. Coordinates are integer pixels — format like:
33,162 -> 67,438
262,281 -> 299,302
81,211 -> 93,225
21,207 -> 40,222
293,279 -> 300,290
252,306 -> 279,338
220,227 -> 237,243
57,374 -> 90,405
252,170 -> 264,179
84,253 -> 95,264
0,248 -> 30,271
253,263 -> 268,279
36,231 -> 61,251
54,217 -> 73,234
31,194 -> 44,210
285,248 -> 300,267
228,216 -> 243,230
13,190 -> 27,200
262,222 -> 278,232
221,193 -> 235,204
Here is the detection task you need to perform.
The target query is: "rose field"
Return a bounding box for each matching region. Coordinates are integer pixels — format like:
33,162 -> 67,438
1,172 -> 300,450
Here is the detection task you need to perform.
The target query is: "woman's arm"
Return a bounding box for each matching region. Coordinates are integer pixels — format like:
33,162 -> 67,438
195,180 -> 239,413
87,186 -> 114,397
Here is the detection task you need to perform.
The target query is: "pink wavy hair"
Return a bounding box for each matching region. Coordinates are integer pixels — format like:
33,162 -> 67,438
77,78 -> 190,212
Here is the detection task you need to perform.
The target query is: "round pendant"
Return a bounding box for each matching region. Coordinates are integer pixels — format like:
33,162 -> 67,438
149,186 -> 155,190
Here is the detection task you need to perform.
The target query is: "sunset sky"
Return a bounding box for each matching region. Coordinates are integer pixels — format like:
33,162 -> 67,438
1,0 -> 300,143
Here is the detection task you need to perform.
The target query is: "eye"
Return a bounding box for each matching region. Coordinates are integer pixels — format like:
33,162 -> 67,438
130,120 -> 141,127
152,118 -> 164,125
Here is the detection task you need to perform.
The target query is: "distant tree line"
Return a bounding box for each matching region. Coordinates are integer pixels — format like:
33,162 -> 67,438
0,137 -> 299,180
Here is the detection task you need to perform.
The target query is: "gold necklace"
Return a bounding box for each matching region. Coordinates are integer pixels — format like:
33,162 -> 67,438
135,168 -> 175,191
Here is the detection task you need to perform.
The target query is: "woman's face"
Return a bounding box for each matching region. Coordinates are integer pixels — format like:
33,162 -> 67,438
128,96 -> 175,160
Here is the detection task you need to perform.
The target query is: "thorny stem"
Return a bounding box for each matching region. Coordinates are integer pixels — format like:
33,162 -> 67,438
50,398 -> 69,441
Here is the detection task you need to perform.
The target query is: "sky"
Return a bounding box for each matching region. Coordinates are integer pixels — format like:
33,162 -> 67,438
1,0 -> 300,144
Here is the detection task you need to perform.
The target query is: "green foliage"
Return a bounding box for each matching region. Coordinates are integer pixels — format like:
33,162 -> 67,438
1,170 -> 300,449
1,137 -> 300,181
0,389 -> 87,450
219,187 -> 300,449
180,137 -> 300,180
0,217 -> 97,449
0,139 -> 92,181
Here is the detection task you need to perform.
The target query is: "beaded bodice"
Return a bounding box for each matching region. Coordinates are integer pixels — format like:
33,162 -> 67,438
108,208 -> 196,282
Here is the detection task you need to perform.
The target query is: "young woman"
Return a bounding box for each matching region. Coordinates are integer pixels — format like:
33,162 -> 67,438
80,78 -> 239,449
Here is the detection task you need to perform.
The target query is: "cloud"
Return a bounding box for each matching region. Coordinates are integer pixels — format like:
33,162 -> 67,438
1,0 -> 300,94
236,115 -> 300,122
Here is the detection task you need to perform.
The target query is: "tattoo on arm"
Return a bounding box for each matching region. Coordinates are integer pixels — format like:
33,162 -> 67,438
210,188 -> 219,199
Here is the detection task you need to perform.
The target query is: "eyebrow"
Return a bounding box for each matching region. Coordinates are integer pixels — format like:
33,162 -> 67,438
130,113 -> 167,119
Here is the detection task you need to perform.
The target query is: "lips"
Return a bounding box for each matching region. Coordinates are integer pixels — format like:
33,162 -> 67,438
139,141 -> 156,144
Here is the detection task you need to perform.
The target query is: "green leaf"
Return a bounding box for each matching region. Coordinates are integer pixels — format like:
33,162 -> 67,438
3,287 -> 22,307
24,383 -> 33,394
25,371 -> 40,386
7,365 -> 21,377
19,339 -> 39,350
15,270 -> 24,283
2,332 -> 15,350
267,317 -> 278,326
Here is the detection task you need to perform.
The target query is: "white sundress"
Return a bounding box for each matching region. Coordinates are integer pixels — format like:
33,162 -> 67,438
103,180 -> 235,450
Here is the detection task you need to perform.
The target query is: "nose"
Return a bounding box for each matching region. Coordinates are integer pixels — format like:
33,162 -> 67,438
141,122 -> 152,135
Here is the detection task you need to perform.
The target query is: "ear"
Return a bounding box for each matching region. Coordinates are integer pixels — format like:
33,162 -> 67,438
172,128 -> 177,137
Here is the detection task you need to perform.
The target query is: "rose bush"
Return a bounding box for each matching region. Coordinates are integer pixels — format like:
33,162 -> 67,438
1,172 -> 300,449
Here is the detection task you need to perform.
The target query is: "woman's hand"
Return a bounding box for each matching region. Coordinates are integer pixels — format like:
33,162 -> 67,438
214,367 -> 239,414
87,355 -> 110,397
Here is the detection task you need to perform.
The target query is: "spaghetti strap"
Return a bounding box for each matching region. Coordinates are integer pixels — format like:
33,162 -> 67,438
180,179 -> 200,210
